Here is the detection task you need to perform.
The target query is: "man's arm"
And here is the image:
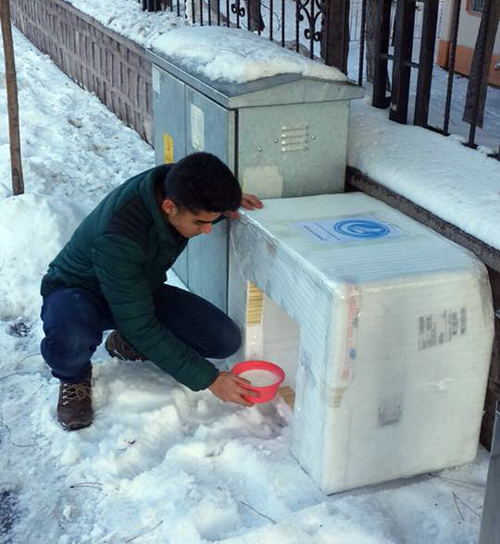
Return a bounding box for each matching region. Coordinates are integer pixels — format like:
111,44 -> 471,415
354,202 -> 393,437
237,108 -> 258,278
90,233 -> 218,391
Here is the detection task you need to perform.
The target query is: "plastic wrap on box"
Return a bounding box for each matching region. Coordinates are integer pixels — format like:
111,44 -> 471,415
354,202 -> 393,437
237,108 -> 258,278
228,193 -> 494,494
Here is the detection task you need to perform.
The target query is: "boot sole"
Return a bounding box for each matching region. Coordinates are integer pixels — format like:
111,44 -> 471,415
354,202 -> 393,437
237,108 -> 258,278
59,417 -> 93,431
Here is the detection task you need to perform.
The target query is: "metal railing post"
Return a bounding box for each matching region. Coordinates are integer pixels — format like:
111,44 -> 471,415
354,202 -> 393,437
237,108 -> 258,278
372,0 -> 392,108
414,0 -> 439,127
357,0 -> 367,86
389,0 -> 416,124
478,401 -> 500,544
443,0 -> 462,134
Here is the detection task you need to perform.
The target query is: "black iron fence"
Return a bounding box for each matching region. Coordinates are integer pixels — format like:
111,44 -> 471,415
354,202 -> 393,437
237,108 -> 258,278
138,0 -> 499,157
139,0 -> 345,66
371,0 -> 499,158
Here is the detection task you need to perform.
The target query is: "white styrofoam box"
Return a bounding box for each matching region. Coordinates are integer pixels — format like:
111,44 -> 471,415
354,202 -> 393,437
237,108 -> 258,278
228,193 -> 494,494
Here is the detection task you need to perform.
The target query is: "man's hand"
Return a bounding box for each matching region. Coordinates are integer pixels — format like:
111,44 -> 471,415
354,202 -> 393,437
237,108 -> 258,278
208,371 -> 258,407
241,193 -> 263,211
224,193 -> 263,219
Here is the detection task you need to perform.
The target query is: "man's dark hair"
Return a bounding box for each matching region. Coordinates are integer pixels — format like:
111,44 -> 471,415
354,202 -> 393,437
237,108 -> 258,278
162,152 -> 242,213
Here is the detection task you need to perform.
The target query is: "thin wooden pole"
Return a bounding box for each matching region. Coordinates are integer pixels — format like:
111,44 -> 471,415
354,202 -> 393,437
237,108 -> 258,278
0,0 -> 24,195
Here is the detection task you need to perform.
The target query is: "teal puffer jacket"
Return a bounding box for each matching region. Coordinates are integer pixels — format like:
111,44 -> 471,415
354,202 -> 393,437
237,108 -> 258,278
41,164 -> 219,391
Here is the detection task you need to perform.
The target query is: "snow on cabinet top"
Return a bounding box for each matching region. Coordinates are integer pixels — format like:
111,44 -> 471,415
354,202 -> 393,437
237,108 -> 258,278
151,26 -> 347,84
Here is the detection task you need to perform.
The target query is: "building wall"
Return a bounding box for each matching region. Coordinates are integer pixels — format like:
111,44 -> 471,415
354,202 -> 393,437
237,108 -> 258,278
10,0 -> 153,144
458,0 -> 500,50
437,0 -> 500,86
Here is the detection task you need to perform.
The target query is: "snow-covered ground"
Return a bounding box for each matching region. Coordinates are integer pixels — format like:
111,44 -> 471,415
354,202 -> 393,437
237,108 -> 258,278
0,25 -> 495,544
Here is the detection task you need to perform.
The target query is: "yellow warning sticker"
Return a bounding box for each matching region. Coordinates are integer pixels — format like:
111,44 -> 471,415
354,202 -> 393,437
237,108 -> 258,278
163,133 -> 174,164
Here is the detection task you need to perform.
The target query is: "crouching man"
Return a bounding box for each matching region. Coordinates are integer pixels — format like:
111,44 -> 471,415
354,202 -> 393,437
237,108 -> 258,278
40,152 -> 262,430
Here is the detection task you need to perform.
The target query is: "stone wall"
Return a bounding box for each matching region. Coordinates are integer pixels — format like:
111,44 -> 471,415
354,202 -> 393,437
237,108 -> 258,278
10,0 -> 153,144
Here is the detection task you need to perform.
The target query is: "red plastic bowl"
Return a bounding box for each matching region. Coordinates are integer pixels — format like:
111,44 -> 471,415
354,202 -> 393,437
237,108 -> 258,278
231,360 -> 285,404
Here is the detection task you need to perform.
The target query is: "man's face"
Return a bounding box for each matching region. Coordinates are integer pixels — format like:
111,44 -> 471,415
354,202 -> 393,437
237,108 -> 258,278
161,199 -> 221,238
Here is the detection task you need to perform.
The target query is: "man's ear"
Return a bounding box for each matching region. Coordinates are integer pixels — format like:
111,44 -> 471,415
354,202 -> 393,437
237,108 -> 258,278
162,198 -> 177,216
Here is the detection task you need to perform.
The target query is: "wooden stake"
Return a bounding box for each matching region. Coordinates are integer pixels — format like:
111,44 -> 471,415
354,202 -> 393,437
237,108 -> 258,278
1,0 -> 24,195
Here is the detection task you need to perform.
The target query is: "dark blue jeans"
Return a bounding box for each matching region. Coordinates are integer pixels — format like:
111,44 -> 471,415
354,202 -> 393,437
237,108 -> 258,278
40,285 -> 241,383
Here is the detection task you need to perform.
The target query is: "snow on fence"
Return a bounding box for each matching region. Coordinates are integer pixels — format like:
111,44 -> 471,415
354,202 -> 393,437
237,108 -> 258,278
136,0 -> 498,156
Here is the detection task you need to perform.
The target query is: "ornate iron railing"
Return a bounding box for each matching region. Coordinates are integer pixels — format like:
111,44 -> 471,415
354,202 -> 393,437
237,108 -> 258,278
138,0 -> 346,64
138,0 -> 499,157
372,0 -> 499,158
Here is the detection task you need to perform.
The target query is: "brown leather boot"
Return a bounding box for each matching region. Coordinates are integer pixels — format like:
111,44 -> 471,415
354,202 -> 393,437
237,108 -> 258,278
105,330 -> 147,361
57,375 -> 93,431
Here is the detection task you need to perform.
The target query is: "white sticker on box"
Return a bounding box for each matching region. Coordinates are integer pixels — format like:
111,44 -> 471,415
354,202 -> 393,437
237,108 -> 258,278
295,216 -> 403,244
191,104 -> 205,152
152,68 -> 160,94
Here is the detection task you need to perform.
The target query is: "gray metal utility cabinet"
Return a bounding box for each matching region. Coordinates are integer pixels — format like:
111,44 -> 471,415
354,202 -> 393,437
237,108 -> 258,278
149,50 -> 363,311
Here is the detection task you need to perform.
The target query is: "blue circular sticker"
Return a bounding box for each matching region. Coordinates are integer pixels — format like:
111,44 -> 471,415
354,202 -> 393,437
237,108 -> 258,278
333,219 -> 390,239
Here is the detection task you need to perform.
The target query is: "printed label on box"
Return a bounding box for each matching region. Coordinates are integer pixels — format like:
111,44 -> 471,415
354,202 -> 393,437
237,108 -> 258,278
378,395 -> 403,426
295,216 -> 403,244
418,307 -> 467,350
